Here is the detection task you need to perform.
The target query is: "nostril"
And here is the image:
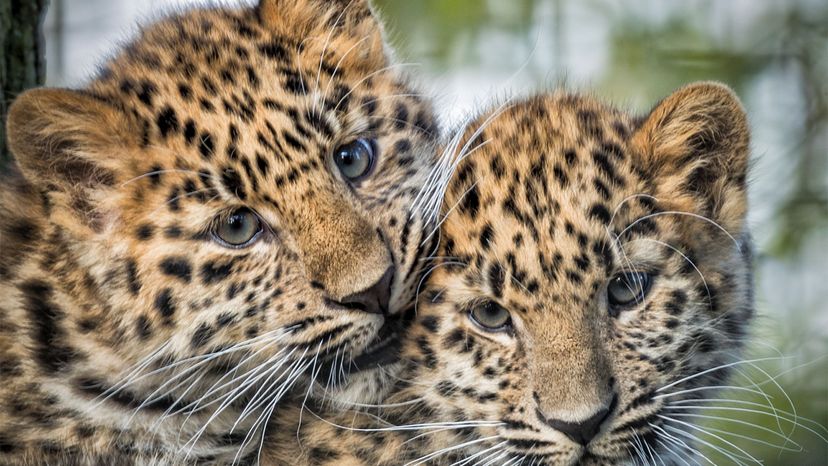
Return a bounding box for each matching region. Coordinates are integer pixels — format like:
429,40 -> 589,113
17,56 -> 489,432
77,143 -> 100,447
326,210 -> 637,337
540,394 -> 617,446
334,266 -> 393,315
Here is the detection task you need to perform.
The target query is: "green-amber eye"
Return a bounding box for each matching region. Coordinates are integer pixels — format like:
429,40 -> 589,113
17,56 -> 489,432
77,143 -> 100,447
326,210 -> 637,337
607,272 -> 652,311
213,208 -> 262,247
333,138 -> 375,181
469,301 -> 512,331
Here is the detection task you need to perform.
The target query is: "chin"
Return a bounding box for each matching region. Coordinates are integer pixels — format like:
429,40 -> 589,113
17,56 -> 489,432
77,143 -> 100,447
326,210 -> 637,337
304,312 -> 407,410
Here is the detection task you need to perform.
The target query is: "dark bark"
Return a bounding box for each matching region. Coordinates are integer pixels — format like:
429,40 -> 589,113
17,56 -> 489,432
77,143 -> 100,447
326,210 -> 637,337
1,0 -> 49,167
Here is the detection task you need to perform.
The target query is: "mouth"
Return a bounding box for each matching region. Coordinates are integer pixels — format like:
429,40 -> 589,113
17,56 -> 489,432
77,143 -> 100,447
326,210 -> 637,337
313,309 -> 407,384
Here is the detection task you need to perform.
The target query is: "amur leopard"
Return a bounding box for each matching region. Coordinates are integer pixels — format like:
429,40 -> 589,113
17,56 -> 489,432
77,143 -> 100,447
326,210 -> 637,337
0,0 -> 439,463
263,82 -> 754,466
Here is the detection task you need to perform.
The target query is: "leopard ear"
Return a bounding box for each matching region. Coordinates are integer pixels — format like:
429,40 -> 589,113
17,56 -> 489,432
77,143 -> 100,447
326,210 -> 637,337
6,88 -> 137,229
257,0 -> 386,69
7,88 -> 134,192
631,82 -> 750,233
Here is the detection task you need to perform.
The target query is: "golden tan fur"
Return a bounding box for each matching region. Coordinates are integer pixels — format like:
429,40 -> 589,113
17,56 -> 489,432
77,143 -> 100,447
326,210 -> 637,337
262,83 -> 754,466
0,0 -> 440,463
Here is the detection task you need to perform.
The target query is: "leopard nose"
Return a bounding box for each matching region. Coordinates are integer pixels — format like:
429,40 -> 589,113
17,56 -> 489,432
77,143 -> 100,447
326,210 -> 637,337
539,394 -> 617,445
333,266 -> 393,315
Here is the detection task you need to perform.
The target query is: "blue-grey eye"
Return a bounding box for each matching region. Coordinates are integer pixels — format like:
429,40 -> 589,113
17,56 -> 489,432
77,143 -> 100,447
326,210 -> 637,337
469,301 -> 512,331
607,272 -> 652,310
333,138 -> 375,181
214,208 -> 262,247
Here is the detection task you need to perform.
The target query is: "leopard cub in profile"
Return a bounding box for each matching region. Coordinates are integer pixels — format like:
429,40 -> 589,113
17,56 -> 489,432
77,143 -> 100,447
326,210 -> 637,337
0,0 -> 439,463
266,82 -> 754,466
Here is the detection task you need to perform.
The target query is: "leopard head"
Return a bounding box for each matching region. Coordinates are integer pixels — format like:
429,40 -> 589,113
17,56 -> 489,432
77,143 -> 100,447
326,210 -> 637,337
395,83 -> 753,465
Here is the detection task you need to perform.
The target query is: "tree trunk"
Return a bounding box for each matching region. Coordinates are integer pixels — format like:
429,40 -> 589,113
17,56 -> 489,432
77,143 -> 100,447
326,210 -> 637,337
1,0 -> 49,168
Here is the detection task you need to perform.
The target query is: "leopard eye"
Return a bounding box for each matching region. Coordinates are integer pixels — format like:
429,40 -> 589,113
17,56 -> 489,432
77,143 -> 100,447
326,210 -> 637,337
333,138 -> 375,181
607,271 -> 652,312
213,208 -> 262,247
469,301 -> 512,331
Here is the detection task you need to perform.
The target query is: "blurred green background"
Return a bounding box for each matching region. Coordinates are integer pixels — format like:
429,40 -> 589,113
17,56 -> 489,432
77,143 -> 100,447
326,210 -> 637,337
38,0 -> 828,463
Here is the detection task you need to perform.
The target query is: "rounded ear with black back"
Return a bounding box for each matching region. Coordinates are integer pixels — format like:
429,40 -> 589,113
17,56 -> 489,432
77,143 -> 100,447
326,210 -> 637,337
631,81 -> 750,234
7,88 -> 136,231
257,0 -> 387,71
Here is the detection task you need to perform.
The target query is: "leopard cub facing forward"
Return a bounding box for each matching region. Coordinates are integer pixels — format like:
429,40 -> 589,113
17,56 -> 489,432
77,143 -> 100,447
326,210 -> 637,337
0,0 -> 439,463
266,82 -> 754,465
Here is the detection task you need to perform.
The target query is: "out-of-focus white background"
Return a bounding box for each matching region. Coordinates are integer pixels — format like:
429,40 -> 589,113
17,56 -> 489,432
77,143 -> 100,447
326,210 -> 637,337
43,0 -> 827,463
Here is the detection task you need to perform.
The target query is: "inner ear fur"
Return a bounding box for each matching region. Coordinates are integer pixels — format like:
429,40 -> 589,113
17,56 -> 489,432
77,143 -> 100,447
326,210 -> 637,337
6,88 -> 135,191
631,81 -> 750,233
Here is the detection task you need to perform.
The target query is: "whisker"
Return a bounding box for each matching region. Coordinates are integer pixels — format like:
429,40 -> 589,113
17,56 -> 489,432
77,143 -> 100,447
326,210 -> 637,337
656,356 -> 792,393
403,435 -> 501,466
659,415 -> 762,465
618,211 -> 740,250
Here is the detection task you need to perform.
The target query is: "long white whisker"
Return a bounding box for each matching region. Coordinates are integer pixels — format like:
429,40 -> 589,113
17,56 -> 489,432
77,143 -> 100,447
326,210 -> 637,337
657,356 -> 791,393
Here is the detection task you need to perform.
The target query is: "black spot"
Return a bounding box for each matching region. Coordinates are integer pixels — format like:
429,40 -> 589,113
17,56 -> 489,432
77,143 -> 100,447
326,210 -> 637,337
178,83 -> 192,100
148,164 -> 163,186
593,178 -> 611,200
479,223 -> 494,250
159,257 -> 192,283
190,323 -> 215,349
156,106 -> 179,138
135,224 -> 154,240
20,280 -> 75,373
201,260 -> 233,284
435,380 -> 458,398
282,130 -> 305,152
166,187 -> 181,212
394,138 -> 411,154
258,41 -> 288,60
216,312 -> 235,327
255,153 -> 269,176
183,119 -> 197,144
420,315 -> 440,333
564,149 -> 577,165
0,434 -> 16,454
164,225 -> 182,238
414,110 -> 435,136
591,239 -> 614,270
221,168 -> 246,200
553,164 -> 569,186
588,203 -> 611,224
394,103 -> 409,129
488,263 -> 505,298
125,260 -> 141,295
460,185 -> 480,216
198,132 -> 214,159
592,149 -> 625,186
154,288 -> 175,323
135,315 -> 152,340
137,80 -> 156,107
283,73 -> 304,94
309,447 -> 340,462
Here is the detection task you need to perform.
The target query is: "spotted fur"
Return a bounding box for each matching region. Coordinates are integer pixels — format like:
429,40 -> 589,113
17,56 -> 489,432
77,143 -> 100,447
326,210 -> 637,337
0,0 -> 440,463
264,83 -> 754,465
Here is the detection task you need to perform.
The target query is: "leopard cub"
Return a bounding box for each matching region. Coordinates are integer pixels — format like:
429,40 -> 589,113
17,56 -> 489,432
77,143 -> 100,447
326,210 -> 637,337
0,0 -> 439,463
265,82 -> 754,466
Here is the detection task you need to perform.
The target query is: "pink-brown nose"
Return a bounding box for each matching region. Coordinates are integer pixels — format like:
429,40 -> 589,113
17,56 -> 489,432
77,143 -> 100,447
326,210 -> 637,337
538,393 -> 617,445
331,266 -> 393,315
